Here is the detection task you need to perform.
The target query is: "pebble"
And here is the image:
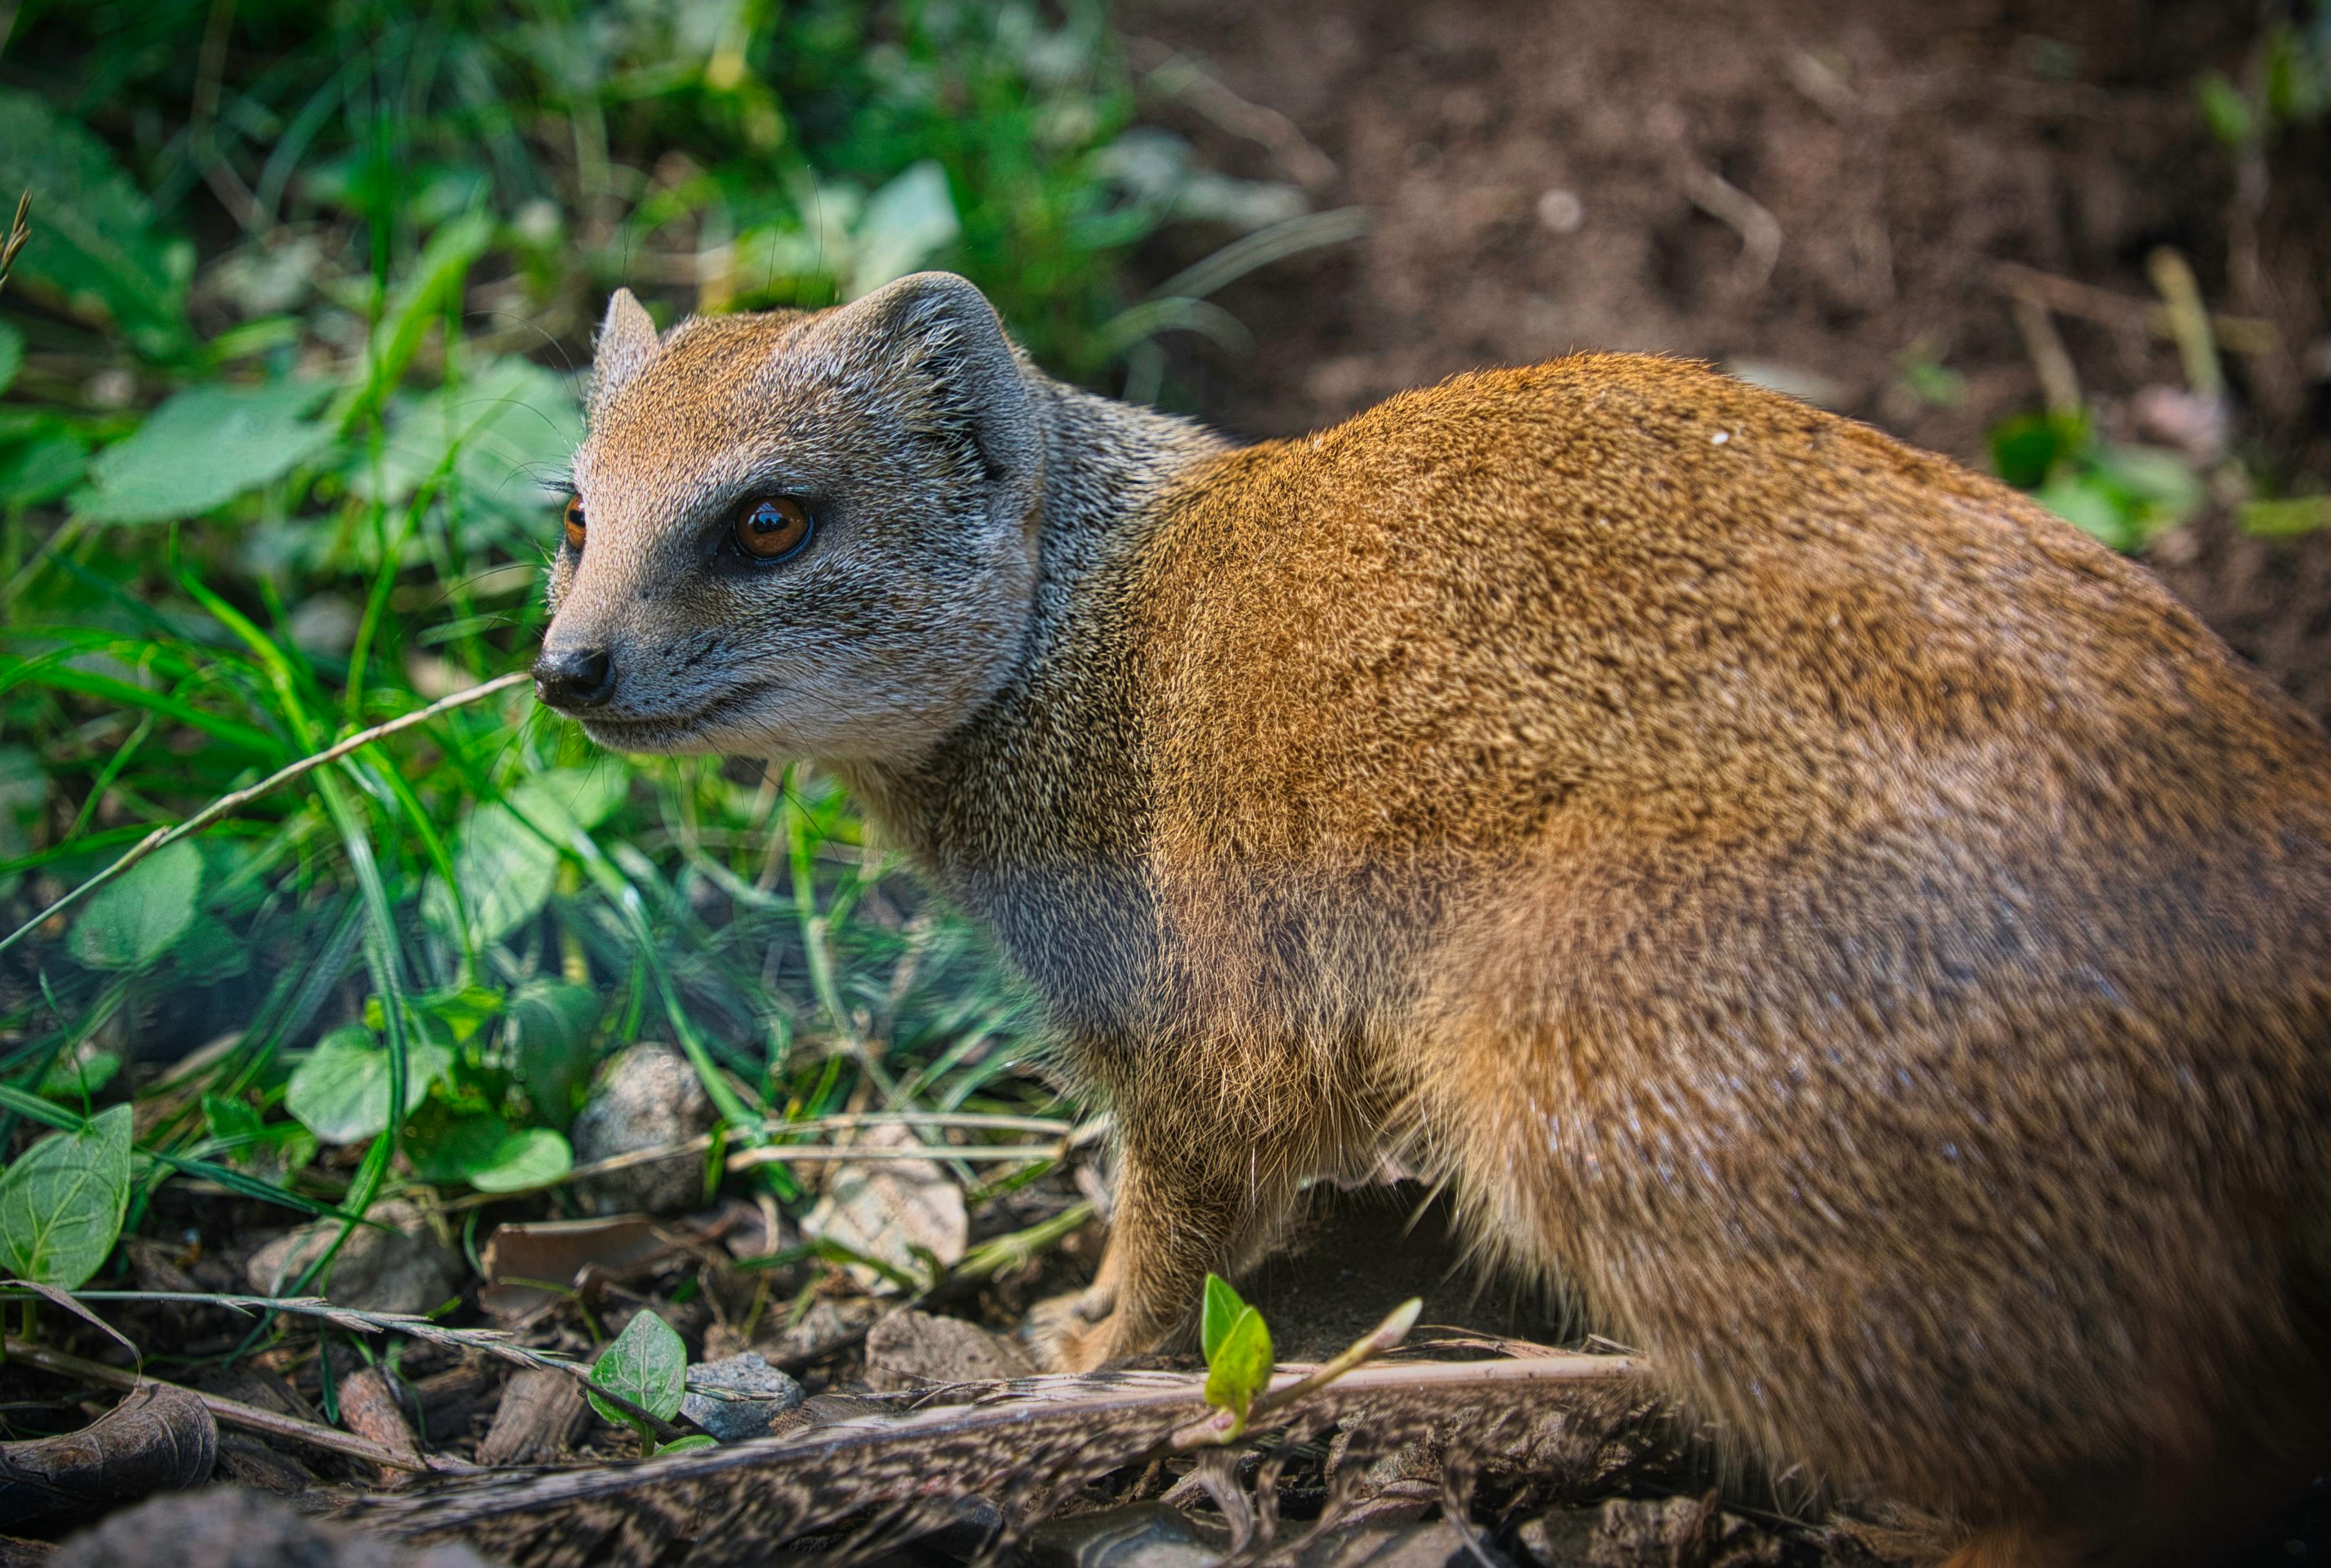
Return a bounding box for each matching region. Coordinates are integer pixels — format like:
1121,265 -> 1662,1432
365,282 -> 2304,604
570,1043 -> 714,1214
679,1352 -> 805,1443
244,1200 -> 461,1316
864,1308 -> 1034,1390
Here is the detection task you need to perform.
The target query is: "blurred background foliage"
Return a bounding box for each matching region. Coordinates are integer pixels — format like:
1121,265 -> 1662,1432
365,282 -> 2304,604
0,0 -> 1334,1251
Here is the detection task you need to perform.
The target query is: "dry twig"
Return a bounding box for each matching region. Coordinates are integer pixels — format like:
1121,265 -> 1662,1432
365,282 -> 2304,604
0,191 -> 28,296
1988,260 -> 2277,357
3,1339 -> 462,1475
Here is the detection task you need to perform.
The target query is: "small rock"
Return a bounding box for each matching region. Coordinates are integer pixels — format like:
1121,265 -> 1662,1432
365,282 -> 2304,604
799,1124 -> 967,1290
1026,1503 -> 1226,1568
52,1485 -> 492,1568
864,1310 -> 1034,1390
244,1201 -> 461,1316
1535,188 -> 1585,235
1297,1521 -> 1501,1568
1520,1492 -> 1781,1568
678,1352 -> 804,1443
570,1043 -> 714,1215
762,1298 -> 878,1364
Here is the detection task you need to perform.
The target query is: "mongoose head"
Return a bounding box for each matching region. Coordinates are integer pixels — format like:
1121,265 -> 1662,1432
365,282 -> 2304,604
536,272 -> 1043,764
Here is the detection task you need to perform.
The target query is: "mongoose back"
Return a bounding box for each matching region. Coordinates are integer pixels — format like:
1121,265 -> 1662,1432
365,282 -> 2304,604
538,274 -> 2331,1565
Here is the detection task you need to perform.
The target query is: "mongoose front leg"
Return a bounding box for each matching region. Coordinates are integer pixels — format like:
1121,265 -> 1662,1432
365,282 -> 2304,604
1029,1125 -> 1297,1372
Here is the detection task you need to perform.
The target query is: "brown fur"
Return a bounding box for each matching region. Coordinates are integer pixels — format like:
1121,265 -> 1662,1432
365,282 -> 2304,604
544,275 -> 2331,1565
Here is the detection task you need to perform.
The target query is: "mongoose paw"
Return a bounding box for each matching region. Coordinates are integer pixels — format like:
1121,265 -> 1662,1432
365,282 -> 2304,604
1025,1282 -> 1122,1374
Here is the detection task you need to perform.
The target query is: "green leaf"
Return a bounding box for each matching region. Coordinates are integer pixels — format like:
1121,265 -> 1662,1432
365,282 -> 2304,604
0,428 -> 82,508
202,1092 -> 264,1145
423,768 -> 629,946
39,1048 -> 120,1100
0,89 -> 193,359
0,320 -> 20,397
2199,71 -> 2257,149
654,1434 -> 718,1456
283,1025 -> 454,1145
468,1127 -> 572,1193
68,839 -> 202,970
406,1115 -> 572,1193
76,379 -> 334,525
588,1308 -> 689,1428
343,211 -> 497,423
849,160 -> 962,298
415,983 -> 503,1045
512,766 -> 632,836
352,355 -> 582,531
2033,472 -> 2136,552
423,800 -> 559,945
0,1084 -> 344,1217
1989,410 -> 2087,492
202,1095 -> 315,1180
1200,1272 -> 1244,1363
507,978 -> 602,1127
0,1103 -> 132,1288
1201,1303 -> 1273,1435
2238,495 -> 2331,539
2089,444 -> 2204,536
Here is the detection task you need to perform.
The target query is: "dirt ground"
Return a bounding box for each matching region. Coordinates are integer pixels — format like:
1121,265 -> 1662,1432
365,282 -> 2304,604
1122,0 -> 2331,718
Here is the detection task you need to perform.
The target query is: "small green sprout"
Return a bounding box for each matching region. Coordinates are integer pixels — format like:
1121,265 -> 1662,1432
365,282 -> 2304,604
587,1308 -> 709,1456
1198,1272 -> 1274,1438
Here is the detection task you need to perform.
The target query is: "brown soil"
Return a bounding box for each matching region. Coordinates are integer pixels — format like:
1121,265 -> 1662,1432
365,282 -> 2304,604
1122,0 -> 2331,720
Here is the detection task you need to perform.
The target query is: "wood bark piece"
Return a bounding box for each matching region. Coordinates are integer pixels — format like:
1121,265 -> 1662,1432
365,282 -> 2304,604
475,1370 -> 590,1468
0,1383 -> 216,1529
350,1354 -> 1650,1567
337,1370 -> 424,1488
477,1217 -> 678,1322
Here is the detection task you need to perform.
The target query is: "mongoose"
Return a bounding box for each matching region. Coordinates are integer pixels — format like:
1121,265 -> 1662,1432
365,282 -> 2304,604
537,273 -> 2331,1565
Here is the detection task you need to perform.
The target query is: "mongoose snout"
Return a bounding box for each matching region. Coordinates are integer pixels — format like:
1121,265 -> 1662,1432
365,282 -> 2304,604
550,271 -> 2331,1567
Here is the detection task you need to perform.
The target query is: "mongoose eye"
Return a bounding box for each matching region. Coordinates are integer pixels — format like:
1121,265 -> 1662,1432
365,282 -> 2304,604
735,496 -> 813,562
562,496 -> 586,554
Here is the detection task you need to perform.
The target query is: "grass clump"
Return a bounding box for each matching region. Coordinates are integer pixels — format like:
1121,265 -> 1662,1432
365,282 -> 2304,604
0,0 -> 1329,1352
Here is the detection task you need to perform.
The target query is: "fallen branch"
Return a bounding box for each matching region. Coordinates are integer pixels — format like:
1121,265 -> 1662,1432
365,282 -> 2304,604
1988,259 -> 2278,356
350,1349 -> 1647,1565
1136,46 -> 1339,190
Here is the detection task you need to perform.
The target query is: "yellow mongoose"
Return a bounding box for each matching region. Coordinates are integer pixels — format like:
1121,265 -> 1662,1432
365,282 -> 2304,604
538,274 -> 2331,1565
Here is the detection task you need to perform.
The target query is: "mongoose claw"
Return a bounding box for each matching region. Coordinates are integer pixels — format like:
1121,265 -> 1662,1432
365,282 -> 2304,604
1025,1282 -> 1121,1374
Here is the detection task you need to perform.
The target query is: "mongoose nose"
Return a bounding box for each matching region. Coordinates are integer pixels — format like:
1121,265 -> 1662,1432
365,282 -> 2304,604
534,646 -> 616,710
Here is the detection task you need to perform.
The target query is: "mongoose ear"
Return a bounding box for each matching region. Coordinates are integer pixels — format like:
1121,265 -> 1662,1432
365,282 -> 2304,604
591,289 -> 662,415
819,272 -> 1040,501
